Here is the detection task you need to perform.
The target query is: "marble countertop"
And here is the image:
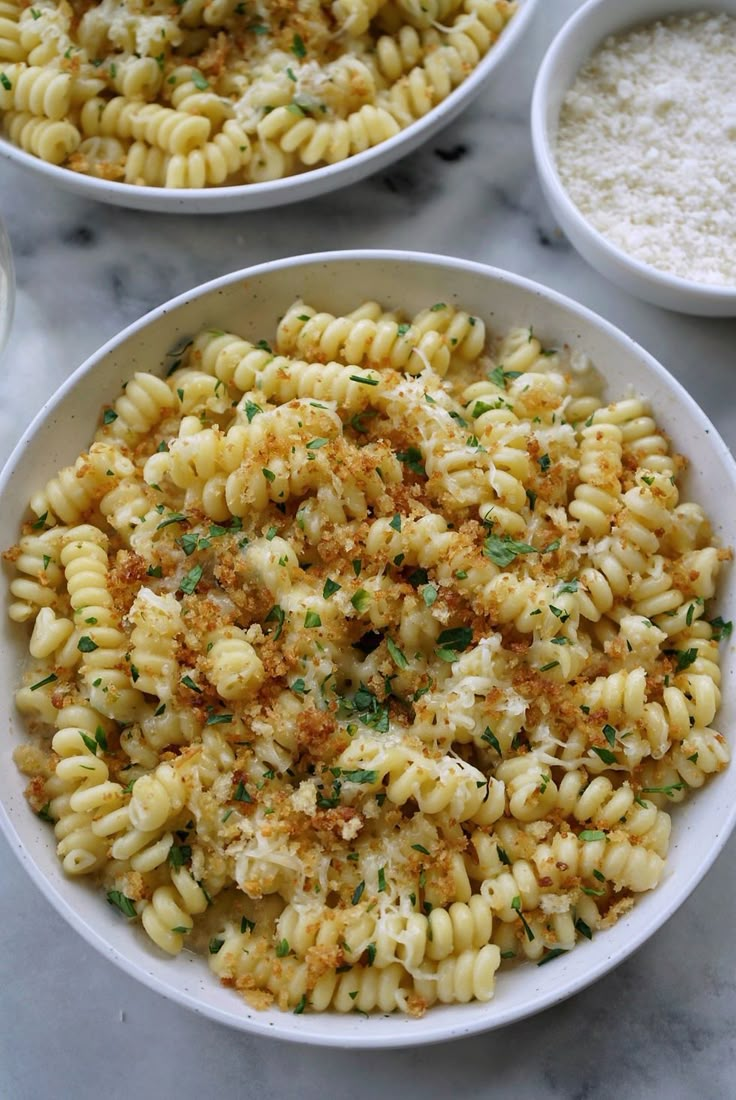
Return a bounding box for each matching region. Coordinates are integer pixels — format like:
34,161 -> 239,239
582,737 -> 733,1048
1,1 -> 735,1096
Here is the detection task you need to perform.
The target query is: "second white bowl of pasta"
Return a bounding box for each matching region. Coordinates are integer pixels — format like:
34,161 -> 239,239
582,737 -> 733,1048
0,251 -> 733,1046
0,0 -> 536,212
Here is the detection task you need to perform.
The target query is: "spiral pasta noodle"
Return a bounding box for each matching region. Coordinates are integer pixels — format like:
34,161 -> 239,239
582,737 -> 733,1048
0,0 -> 24,64
8,295 -> 730,1019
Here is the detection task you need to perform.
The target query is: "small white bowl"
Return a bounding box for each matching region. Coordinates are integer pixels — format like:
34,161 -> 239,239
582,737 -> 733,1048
0,251 -> 734,1047
531,0 -> 736,317
0,0 -> 537,215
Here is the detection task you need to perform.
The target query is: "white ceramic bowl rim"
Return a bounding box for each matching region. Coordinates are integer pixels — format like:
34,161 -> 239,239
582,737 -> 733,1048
531,0 -> 736,300
0,0 -> 538,212
1,250 -> 734,1048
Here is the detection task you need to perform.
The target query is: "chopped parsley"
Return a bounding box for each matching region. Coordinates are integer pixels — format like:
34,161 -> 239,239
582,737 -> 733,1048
672,647 -> 698,672
340,683 -> 389,733
80,732 -> 99,755
481,727 -> 501,755
265,604 -> 285,640
489,365 -> 522,388
641,783 -> 687,796
579,830 -> 606,842
396,447 -> 425,477
602,724 -> 617,748
581,885 -> 606,898
511,896 -> 534,941
575,918 -> 593,940
342,769 -> 377,784
386,637 -> 408,669
537,948 -> 568,966
178,532 -> 199,556
30,672 -> 57,691
168,844 -> 192,867
180,674 -> 202,694
179,564 -> 203,594
233,780 -> 252,803
422,584 -> 438,607
590,746 -> 617,765
107,891 -> 136,918
157,512 -> 187,531
710,616 -> 733,641
206,713 -> 233,726
351,589 -> 371,613
484,532 -> 540,567
557,578 -> 579,594
435,626 -> 472,656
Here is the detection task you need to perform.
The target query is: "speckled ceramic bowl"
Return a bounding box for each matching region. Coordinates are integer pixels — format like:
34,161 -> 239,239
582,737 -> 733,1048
0,0 -> 537,214
0,252 -> 734,1046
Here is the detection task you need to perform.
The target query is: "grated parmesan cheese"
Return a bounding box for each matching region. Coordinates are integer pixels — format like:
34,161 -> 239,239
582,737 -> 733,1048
555,11 -> 736,286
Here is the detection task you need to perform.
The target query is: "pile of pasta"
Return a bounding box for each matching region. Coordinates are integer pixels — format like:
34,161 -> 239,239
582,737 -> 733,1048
7,297 -> 731,1016
0,0 -> 515,186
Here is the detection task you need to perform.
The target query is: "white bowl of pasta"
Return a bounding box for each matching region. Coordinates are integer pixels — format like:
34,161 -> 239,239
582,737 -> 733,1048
0,0 -> 536,213
0,250 -> 734,1047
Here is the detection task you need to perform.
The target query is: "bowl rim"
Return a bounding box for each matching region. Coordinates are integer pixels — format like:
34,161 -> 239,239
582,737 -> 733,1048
1,248 -> 735,1048
0,0 -> 538,213
530,0 -> 736,303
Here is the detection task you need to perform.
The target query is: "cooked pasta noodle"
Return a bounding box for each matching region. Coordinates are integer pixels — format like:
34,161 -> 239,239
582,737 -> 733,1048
0,0 -> 516,186
7,297 -> 730,1018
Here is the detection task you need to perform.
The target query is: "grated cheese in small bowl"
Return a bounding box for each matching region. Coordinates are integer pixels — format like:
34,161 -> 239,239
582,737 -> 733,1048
531,1 -> 736,315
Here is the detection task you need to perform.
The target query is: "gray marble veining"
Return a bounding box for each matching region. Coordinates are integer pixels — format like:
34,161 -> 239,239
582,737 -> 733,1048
1,1 -> 734,1097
